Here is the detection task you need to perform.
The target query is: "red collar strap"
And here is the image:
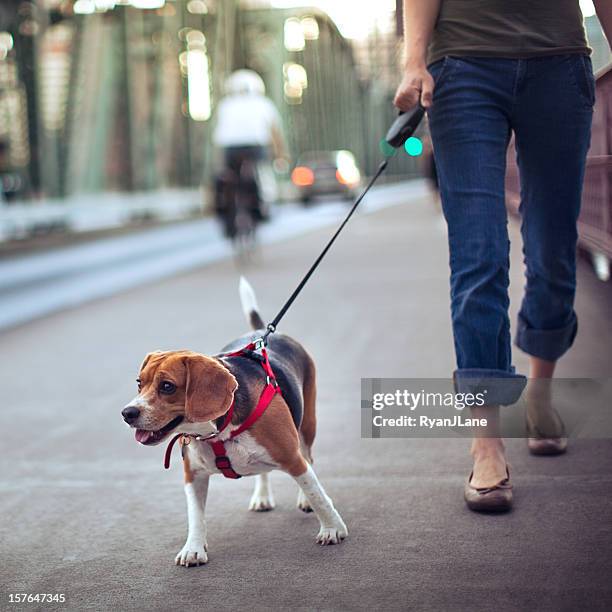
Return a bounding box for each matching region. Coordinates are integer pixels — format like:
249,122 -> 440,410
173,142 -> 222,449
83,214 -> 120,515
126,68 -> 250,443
164,341 -> 281,478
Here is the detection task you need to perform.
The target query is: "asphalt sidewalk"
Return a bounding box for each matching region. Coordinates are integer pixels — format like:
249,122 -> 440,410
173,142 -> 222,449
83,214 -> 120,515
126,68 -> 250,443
0,192 -> 611,611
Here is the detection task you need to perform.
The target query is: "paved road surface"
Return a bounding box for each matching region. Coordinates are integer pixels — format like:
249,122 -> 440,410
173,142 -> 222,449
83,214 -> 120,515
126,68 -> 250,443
1,192 -> 611,611
0,182 -> 425,331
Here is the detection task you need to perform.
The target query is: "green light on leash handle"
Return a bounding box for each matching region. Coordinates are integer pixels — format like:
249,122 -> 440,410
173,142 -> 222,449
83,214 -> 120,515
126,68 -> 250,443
385,104 -> 426,148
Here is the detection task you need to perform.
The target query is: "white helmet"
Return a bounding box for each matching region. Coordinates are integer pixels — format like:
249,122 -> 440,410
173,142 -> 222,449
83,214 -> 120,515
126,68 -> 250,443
225,69 -> 266,96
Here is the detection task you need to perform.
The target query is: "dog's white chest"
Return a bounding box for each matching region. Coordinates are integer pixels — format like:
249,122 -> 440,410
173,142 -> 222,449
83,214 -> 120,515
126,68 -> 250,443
187,433 -> 277,476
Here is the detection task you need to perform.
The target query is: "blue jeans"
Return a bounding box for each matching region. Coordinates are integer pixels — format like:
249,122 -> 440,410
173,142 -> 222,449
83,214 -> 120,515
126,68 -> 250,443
427,55 -> 594,405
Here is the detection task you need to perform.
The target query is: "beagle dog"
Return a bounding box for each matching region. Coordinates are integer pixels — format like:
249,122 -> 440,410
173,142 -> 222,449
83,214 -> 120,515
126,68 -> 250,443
122,278 -> 347,567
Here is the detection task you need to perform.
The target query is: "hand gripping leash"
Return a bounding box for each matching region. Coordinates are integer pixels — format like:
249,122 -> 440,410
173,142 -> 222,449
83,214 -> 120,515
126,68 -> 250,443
260,104 -> 426,346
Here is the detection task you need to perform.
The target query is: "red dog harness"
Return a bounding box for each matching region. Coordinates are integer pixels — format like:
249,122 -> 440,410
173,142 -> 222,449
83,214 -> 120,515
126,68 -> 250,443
164,340 -> 281,479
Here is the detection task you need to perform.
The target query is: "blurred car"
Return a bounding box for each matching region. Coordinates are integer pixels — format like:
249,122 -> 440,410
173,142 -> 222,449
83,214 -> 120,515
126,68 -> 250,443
291,150 -> 361,204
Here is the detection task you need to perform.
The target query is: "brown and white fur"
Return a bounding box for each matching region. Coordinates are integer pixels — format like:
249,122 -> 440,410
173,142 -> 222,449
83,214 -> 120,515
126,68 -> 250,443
122,277 -> 347,567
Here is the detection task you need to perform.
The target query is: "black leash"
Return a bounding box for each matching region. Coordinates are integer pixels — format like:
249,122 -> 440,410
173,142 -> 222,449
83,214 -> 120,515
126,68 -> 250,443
261,105 -> 426,345
261,159 -> 389,343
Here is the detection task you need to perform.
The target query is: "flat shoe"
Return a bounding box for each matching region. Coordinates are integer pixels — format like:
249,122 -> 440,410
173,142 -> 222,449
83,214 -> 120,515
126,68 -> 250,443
526,413 -> 567,456
527,436 -> 567,455
464,467 -> 513,513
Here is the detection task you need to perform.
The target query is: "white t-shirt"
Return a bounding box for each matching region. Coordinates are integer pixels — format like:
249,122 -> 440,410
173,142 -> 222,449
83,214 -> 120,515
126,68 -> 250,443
213,93 -> 282,147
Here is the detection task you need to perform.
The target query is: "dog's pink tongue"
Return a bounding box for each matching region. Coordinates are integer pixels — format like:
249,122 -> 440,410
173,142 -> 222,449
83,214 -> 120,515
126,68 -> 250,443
135,429 -> 154,444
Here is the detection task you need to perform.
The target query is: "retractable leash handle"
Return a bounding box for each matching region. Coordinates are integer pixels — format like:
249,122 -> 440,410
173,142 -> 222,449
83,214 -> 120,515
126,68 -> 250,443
260,104 -> 426,345
385,104 -> 426,148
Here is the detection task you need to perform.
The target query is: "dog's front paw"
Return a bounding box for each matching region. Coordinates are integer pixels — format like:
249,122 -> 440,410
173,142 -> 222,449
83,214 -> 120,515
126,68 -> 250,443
175,540 -> 208,567
248,491 -> 275,512
316,521 -> 348,546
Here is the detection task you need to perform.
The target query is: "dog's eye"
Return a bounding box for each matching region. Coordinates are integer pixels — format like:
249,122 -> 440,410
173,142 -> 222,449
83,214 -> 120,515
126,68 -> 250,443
136,378 -> 142,392
159,381 -> 176,395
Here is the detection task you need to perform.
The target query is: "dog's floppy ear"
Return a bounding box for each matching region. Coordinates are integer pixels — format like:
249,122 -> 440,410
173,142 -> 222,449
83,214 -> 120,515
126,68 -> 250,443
139,351 -> 165,373
184,355 -> 238,422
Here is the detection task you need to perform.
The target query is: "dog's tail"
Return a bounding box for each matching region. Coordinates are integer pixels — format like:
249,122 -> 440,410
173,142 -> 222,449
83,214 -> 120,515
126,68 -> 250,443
239,276 -> 266,330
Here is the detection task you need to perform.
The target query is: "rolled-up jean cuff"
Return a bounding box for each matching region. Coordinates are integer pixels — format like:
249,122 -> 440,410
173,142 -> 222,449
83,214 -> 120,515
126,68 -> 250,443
514,313 -> 578,362
453,368 -> 527,406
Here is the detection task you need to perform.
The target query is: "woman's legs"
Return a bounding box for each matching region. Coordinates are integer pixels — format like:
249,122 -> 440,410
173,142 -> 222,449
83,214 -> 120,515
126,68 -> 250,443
469,405 -> 506,488
428,57 -> 526,489
530,356 -> 555,379
513,56 -> 592,365
429,53 -> 591,497
526,357 -> 560,430
513,56 -> 594,450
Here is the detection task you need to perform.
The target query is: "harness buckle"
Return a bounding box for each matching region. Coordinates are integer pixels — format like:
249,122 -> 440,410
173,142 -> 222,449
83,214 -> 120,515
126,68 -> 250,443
253,337 -> 265,351
195,433 -> 216,441
266,375 -> 279,388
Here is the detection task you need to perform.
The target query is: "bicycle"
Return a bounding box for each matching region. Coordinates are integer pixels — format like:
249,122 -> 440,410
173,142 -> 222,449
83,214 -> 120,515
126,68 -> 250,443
215,155 -> 262,264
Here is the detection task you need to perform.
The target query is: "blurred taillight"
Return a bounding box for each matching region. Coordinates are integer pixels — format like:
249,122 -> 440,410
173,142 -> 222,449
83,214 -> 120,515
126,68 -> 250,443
291,166 -> 315,186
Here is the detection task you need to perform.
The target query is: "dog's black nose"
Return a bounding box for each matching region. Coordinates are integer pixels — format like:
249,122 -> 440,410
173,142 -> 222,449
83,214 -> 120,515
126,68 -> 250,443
122,405 -> 140,423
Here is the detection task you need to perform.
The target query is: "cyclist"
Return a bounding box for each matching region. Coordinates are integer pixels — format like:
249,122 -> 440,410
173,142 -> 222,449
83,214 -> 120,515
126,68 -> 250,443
212,69 -> 287,238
